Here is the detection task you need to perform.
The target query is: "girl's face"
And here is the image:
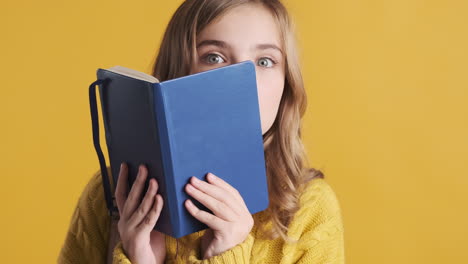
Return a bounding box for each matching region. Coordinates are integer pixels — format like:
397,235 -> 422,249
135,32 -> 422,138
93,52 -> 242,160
190,3 -> 285,135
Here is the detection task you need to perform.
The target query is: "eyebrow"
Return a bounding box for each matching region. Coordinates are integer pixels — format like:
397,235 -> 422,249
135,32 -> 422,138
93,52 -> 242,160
196,39 -> 283,55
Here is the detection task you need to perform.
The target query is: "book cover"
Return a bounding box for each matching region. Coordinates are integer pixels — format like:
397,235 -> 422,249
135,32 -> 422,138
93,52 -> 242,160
89,61 -> 269,238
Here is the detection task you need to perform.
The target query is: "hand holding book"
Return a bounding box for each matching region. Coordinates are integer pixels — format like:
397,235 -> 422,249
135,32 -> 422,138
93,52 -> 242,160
115,161 -> 253,261
115,163 -> 166,264
184,173 -> 254,259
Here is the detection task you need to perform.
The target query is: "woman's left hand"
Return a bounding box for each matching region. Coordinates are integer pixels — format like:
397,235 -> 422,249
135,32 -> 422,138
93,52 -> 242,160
184,172 -> 254,259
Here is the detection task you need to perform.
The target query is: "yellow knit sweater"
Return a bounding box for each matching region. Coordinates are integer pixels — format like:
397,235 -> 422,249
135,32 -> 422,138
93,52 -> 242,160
58,170 -> 345,263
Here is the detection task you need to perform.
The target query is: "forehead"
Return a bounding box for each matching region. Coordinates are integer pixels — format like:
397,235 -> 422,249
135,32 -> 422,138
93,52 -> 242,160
197,4 -> 282,49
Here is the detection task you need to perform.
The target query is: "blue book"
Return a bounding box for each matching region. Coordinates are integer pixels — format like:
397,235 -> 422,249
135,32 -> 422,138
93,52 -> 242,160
88,61 -> 269,238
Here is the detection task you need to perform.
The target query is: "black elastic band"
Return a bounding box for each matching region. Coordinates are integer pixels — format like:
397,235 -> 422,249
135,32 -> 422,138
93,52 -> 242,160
89,79 -> 118,218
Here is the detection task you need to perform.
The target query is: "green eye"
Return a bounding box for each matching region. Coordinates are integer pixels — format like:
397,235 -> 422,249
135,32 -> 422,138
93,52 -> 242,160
205,54 -> 225,64
257,57 -> 274,68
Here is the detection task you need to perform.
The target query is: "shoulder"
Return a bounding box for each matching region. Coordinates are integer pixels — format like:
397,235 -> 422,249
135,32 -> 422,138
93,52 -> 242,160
299,178 -> 342,216
58,168 -> 112,263
74,168 -> 111,240
288,177 -> 344,240
78,168 -> 109,215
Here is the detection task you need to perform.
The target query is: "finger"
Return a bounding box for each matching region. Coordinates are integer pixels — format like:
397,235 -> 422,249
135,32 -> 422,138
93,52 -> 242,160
122,165 -> 148,220
115,163 -> 129,217
206,173 -> 246,205
189,176 -> 244,215
185,199 -> 225,230
185,183 -> 237,221
138,194 -> 164,233
127,178 -> 158,228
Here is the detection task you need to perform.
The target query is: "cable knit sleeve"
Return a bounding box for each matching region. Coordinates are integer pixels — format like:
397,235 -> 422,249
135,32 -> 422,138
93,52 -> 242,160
296,229 -> 344,264
186,234 -> 254,264
113,233 -> 254,264
291,179 -> 345,263
113,241 -> 133,263
57,171 -> 111,263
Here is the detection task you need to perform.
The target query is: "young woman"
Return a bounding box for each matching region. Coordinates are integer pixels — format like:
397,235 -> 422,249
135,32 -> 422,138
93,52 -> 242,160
58,0 -> 345,263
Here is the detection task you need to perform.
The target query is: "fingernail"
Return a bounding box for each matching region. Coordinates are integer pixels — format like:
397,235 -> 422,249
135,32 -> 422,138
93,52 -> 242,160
208,173 -> 216,180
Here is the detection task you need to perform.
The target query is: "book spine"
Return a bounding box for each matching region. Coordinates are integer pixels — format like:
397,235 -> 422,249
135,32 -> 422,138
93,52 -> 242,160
152,82 -> 179,237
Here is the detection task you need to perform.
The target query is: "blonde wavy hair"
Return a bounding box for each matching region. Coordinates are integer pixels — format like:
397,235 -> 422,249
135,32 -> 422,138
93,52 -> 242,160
152,0 -> 324,242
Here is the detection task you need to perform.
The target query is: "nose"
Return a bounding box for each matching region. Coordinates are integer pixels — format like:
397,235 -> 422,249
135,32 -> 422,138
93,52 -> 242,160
231,55 -> 254,65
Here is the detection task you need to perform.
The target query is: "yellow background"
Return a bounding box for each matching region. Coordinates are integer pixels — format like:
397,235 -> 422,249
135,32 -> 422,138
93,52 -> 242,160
1,0 -> 467,263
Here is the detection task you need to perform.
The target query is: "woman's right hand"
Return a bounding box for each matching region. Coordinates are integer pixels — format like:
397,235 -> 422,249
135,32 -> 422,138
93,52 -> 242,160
115,163 -> 166,264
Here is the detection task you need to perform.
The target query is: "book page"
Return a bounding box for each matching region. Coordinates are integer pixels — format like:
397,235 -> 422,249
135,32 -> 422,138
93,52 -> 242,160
107,66 -> 160,83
